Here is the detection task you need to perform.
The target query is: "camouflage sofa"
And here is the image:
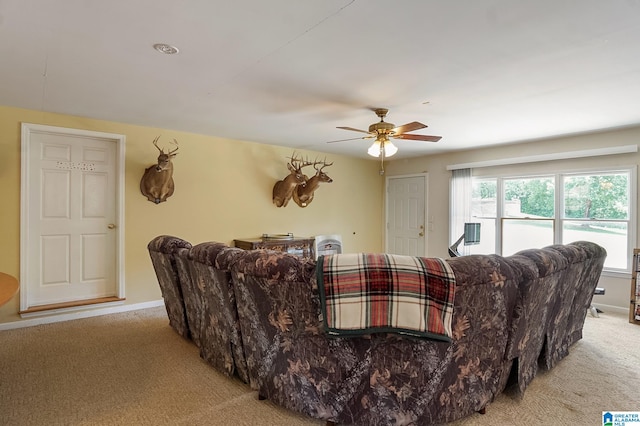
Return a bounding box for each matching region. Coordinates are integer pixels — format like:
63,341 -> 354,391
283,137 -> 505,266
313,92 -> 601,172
505,241 -> 607,396
231,250 -> 521,425
149,237 -> 606,425
148,235 -> 192,340
148,236 -> 249,382
181,242 -> 250,382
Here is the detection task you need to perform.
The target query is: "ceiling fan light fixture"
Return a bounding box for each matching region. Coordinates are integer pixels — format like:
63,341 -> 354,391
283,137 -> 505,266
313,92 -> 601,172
384,140 -> 398,157
368,138 -> 398,158
367,140 -> 382,157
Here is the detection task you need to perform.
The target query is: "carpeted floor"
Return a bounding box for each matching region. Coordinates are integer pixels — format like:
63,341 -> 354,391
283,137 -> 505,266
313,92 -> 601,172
0,306 -> 638,425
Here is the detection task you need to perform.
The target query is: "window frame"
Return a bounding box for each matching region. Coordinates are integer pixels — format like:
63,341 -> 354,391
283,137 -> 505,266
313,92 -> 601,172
469,165 -> 636,274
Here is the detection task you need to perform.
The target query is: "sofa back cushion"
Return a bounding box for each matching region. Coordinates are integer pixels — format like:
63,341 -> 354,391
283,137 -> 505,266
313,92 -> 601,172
187,242 -> 249,383
147,235 -> 192,339
230,249 -> 373,422
504,241 -> 606,395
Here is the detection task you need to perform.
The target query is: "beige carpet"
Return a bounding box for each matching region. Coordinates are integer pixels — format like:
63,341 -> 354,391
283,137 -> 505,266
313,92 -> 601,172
0,307 -> 638,426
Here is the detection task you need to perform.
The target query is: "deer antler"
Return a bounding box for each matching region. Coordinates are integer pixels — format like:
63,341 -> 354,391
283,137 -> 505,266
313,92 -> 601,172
289,152 -> 312,169
300,157 -> 314,169
152,136 -> 179,155
314,158 -> 334,171
288,153 -> 312,170
152,135 -> 163,153
168,139 -> 179,155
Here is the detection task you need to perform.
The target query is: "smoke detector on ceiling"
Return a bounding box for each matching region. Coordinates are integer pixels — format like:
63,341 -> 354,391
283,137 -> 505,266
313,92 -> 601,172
153,43 -> 179,55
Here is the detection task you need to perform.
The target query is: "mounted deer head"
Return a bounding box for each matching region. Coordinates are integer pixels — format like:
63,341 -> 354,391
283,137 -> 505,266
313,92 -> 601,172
293,159 -> 333,208
140,136 -> 179,204
272,154 -> 312,208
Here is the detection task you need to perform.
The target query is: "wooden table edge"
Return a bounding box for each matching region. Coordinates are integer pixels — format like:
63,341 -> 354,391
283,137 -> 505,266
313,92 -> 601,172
0,272 -> 19,307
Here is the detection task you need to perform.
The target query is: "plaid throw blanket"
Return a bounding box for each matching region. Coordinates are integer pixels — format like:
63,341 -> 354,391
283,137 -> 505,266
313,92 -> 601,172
317,253 -> 456,342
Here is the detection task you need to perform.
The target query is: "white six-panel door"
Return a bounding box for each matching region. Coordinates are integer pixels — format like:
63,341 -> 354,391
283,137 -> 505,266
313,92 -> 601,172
21,124 -> 125,311
386,174 -> 427,256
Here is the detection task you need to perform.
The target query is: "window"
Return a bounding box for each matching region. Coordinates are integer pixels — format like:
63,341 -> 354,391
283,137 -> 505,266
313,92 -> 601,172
503,176 -> 555,255
467,168 -> 635,272
562,172 -> 630,270
470,178 -> 497,254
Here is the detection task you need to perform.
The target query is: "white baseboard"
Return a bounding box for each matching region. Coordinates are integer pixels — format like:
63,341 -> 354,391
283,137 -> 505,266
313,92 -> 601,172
591,302 -> 628,316
0,299 -> 165,331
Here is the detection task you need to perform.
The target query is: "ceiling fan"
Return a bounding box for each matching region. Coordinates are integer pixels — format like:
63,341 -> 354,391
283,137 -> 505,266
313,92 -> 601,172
329,108 -> 442,159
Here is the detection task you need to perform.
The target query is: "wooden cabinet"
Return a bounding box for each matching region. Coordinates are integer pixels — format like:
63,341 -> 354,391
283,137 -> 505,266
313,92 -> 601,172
234,236 -> 315,260
631,248 -> 640,324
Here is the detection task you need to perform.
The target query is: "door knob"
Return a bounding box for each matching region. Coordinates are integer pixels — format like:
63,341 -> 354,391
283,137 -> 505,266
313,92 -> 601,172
108,224 -> 116,229
418,225 -> 424,237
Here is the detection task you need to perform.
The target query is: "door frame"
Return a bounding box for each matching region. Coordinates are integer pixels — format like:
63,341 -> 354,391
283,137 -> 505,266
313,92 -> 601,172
20,123 -> 126,312
384,173 -> 429,256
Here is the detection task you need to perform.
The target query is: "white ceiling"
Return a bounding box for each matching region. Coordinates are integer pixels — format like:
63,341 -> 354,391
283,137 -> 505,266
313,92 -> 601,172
2,0 -> 640,159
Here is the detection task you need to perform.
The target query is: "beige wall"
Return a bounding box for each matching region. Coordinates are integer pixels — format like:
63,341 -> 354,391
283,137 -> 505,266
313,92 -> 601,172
0,105 -> 384,324
2,104 -> 636,321
385,126 -> 640,312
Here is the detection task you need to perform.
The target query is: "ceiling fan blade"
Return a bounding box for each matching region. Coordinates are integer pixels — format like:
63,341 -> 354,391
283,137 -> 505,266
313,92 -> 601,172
326,136 -> 373,144
394,134 -> 442,142
392,121 -> 427,134
336,126 -> 371,134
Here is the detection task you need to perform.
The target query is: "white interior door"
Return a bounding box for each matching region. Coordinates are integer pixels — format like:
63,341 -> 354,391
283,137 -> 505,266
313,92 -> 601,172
21,124 -> 125,310
386,174 -> 427,256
